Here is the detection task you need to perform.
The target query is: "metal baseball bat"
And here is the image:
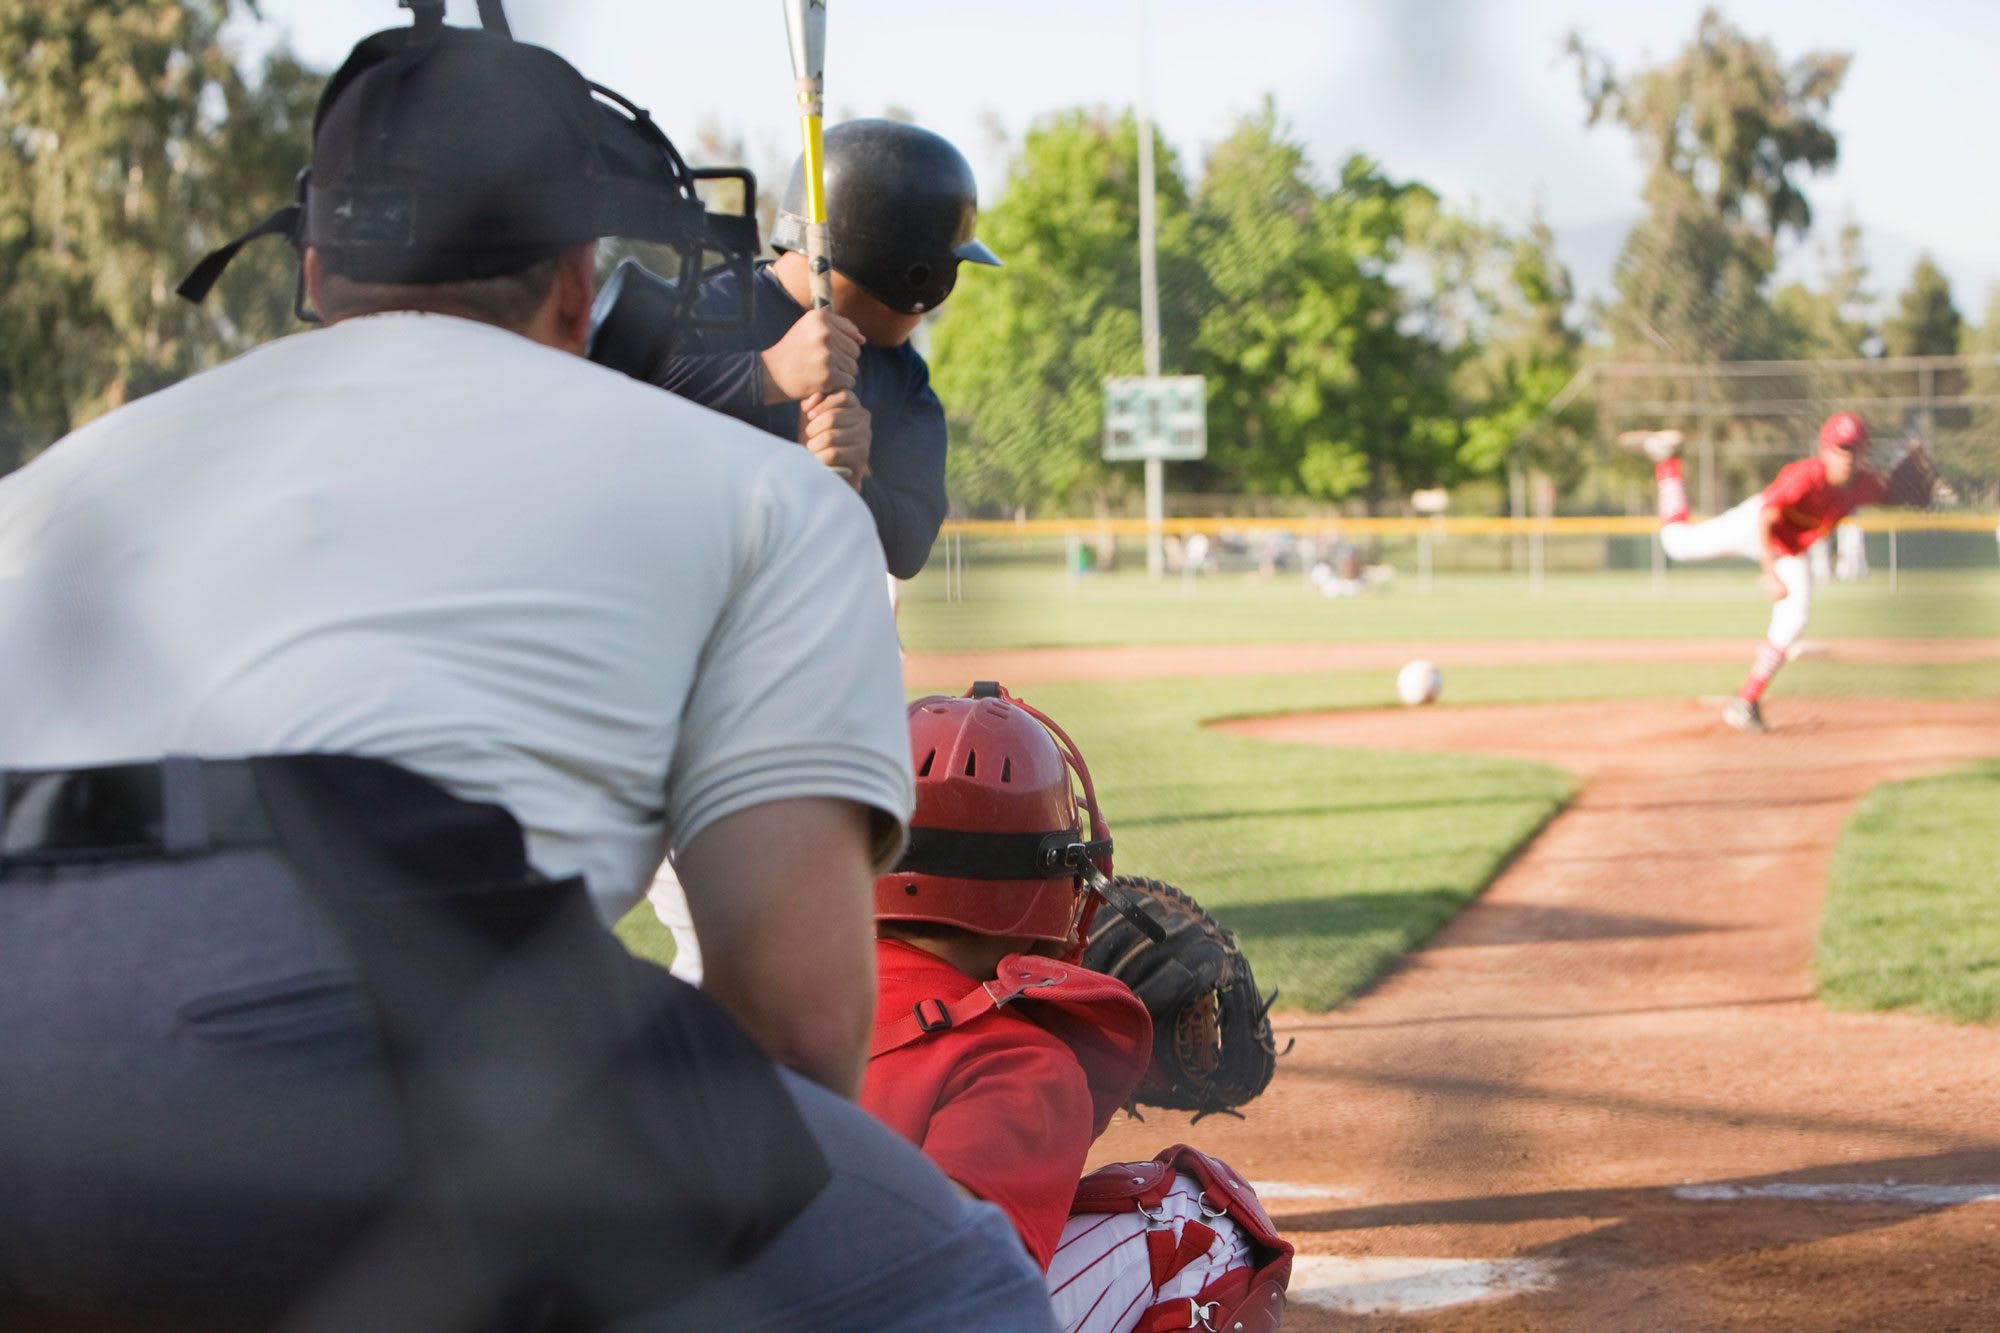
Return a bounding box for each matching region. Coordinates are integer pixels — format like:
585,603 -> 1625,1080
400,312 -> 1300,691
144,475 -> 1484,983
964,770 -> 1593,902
783,0 -> 852,477
783,0 -> 833,310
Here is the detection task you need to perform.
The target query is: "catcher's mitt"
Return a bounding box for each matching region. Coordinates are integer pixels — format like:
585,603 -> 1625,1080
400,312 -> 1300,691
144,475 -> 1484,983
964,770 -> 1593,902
1082,876 -> 1281,1119
1883,443 -> 1940,508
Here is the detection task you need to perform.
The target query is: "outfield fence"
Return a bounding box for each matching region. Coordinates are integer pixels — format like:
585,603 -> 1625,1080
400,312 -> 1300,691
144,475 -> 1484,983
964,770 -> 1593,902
927,512 -> 2000,599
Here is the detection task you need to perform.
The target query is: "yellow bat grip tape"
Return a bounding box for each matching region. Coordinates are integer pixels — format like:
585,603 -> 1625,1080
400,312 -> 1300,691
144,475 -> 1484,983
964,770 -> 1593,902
800,116 -> 827,224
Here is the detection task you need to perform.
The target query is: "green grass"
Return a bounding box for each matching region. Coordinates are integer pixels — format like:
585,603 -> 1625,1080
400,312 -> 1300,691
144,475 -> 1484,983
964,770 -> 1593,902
616,892 -> 676,966
620,657 -> 2000,1011
1816,760 -> 2000,1024
899,563 -> 2000,651
1015,675 -> 1572,1012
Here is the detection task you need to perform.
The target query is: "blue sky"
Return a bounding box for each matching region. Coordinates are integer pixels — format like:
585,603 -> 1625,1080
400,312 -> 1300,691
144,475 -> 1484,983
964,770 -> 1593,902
245,1 -> 2000,318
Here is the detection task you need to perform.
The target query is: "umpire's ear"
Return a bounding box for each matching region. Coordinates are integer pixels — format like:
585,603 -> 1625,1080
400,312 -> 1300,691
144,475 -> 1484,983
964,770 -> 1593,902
547,241 -> 599,357
303,247 -> 330,321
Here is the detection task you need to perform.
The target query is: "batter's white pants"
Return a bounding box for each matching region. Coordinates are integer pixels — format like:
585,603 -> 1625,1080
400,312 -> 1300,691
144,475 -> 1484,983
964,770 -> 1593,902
648,860 -> 703,985
1660,498 -> 1813,650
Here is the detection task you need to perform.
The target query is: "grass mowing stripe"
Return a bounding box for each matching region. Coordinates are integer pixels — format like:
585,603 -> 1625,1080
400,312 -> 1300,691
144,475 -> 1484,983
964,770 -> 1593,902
1816,760 -> 2000,1024
899,566 -> 2000,651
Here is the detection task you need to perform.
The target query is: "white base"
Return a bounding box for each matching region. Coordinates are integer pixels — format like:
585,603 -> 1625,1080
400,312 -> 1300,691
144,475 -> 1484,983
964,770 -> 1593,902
1288,1255 -> 1558,1315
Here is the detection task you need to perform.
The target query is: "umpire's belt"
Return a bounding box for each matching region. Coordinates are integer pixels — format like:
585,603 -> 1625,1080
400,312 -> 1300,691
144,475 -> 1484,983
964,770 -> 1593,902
0,758 -> 275,868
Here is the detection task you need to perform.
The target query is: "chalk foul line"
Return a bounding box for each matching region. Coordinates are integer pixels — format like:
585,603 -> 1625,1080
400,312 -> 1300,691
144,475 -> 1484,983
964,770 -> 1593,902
1675,1182 -> 2000,1207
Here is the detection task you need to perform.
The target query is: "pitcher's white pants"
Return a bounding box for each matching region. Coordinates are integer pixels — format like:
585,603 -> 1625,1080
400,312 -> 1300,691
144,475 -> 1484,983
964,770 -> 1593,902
1661,498 -> 1813,650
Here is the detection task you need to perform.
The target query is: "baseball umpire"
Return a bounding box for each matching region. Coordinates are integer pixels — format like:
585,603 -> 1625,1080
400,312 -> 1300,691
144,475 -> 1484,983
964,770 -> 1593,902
0,18 -> 1052,1331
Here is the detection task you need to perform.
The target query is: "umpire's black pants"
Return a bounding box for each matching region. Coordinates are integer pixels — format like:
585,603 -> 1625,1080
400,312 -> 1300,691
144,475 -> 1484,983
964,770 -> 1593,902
0,756 -> 1053,1331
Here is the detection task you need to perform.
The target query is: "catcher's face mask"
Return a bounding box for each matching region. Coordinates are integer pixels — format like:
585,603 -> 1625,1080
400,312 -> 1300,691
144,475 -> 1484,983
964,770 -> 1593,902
875,682 -> 1112,953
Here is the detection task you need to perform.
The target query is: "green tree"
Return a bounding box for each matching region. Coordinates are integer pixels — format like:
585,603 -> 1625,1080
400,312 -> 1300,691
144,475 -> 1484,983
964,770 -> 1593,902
1190,104 -> 1455,506
932,101 -> 1571,513
1571,8 -> 1848,362
928,109 -> 1203,513
1440,218 -> 1588,495
0,1 -> 322,456
1881,253 -> 1961,357
1942,286 -> 2000,505
1773,218 -> 1873,358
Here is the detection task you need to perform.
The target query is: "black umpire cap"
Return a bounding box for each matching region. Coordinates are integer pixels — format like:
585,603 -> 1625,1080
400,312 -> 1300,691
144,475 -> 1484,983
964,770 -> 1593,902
307,26 -> 606,283
179,21 -> 739,304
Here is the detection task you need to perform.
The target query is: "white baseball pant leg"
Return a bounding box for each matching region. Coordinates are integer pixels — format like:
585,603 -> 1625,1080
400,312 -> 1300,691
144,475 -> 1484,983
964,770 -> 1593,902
1659,496 -> 1764,564
1764,551 -> 1812,650
1659,499 -> 1812,651
646,860 -> 703,986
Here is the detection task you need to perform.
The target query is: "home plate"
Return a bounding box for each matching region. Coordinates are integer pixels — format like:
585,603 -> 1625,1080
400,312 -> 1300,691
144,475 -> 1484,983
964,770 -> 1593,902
1675,1182 -> 2000,1207
1289,1255 -> 1560,1315
1248,1180 -> 1357,1202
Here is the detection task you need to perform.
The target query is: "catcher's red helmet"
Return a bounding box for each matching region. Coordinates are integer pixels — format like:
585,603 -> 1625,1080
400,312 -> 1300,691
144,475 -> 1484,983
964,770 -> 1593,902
1819,411 -> 1869,453
876,682 -> 1111,949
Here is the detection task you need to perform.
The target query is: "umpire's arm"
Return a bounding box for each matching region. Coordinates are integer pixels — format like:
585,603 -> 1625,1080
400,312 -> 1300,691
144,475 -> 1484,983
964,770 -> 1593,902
678,798 -> 879,1096
666,448 -> 914,1097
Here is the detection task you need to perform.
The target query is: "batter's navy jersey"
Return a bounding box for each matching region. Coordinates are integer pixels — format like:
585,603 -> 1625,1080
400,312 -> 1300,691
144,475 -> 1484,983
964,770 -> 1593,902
654,263 -> 950,579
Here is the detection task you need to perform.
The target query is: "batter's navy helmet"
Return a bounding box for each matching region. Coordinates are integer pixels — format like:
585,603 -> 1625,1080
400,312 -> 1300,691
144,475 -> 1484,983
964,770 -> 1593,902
772,119 -> 1001,314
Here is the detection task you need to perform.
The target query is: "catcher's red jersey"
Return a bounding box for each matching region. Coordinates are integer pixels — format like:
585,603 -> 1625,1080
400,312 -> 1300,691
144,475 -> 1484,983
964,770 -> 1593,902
861,940 -> 1150,1268
1761,456 -> 1887,555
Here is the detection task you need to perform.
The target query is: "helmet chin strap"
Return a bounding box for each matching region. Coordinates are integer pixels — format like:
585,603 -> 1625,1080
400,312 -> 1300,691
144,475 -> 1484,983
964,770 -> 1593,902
1082,862 -> 1167,944
474,0 -> 511,35
979,683 -> 1160,944
398,0 -> 508,35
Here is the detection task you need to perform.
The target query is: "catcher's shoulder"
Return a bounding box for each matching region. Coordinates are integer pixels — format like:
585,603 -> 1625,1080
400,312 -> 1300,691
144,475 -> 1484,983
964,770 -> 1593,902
994,953 -> 1137,999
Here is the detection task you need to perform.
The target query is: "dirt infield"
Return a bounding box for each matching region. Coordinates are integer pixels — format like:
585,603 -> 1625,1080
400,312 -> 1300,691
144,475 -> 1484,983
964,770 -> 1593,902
1075,680 -> 2000,1328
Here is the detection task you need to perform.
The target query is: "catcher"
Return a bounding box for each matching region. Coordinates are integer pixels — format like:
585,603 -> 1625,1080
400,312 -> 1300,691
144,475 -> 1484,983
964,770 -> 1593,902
1622,411 -> 1940,733
862,683 -> 1291,1332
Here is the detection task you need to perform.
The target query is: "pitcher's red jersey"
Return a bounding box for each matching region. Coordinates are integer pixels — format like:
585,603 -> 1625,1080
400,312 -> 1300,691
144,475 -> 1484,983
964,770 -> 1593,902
1761,456 -> 1886,556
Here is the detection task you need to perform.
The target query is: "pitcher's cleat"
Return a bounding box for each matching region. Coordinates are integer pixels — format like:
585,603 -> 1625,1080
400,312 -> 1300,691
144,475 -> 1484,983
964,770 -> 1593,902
1722,698 -> 1766,734
1616,428 -> 1684,462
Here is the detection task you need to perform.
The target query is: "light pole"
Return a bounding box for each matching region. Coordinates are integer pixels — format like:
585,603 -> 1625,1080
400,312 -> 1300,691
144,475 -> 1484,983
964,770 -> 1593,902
1136,0 -> 1165,578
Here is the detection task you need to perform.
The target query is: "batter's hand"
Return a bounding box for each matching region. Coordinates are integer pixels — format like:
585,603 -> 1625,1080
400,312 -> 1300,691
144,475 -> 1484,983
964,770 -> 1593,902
761,309 -> 864,403
800,390 -> 870,491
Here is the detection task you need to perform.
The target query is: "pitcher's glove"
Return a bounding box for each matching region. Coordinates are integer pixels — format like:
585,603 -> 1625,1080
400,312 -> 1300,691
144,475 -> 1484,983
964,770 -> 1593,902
1082,875 -> 1281,1119
1883,442 -> 1940,508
